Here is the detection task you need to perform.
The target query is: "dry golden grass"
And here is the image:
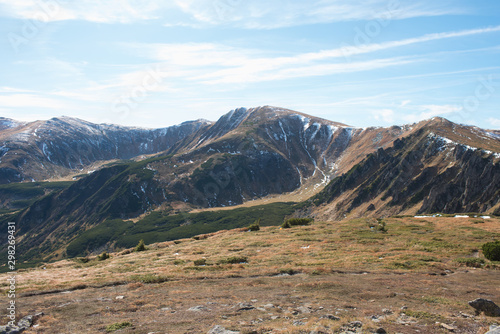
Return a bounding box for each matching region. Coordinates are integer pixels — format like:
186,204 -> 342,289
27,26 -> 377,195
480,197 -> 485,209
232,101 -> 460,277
1,216 -> 499,333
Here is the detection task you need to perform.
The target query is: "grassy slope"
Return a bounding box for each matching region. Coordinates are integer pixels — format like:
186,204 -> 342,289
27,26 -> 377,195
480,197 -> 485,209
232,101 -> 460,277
8,216 -> 499,293
1,216 -> 498,333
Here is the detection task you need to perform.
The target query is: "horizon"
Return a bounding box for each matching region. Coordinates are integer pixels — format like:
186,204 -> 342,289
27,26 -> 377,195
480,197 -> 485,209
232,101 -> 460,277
1,1 -> 500,129
2,106 -> 496,131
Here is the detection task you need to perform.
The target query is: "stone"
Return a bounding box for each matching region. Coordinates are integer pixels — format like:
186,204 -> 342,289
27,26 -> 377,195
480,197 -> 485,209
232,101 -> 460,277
349,321 -> 363,328
17,315 -> 33,328
188,305 -> 208,312
297,306 -> 312,314
237,303 -> 255,311
469,298 -> 500,317
375,329 -> 387,334
439,323 -> 456,331
207,325 -> 240,334
486,325 -> 500,334
321,314 -> 341,321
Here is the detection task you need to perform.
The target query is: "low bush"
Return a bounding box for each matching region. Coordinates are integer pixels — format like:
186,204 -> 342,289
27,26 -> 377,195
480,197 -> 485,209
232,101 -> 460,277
97,252 -> 110,261
135,239 -> 147,252
482,241 -> 500,261
281,218 -> 313,228
218,256 -> 248,265
106,321 -> 132,332
194,259 -> 207,266
247,218 -> 261,231
456,257 -> 485,268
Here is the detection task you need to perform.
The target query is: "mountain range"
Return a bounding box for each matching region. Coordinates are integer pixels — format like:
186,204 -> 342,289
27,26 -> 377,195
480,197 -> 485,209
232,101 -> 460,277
1,106 -> 499,265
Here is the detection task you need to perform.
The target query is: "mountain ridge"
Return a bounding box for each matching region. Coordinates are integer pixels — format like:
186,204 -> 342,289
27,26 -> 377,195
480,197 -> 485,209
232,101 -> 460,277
1,106 -> 499,263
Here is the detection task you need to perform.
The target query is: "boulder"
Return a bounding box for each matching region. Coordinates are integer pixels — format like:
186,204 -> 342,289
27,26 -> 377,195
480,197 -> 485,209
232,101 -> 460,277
468,298 -> 500,317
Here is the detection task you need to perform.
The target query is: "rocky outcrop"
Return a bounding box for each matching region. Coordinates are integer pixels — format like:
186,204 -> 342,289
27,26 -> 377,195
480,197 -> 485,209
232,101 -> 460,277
0,312 -> 43,334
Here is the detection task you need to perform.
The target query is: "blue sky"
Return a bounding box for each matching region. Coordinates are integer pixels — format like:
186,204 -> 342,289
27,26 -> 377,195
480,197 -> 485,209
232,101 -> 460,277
0,0 -> 499,129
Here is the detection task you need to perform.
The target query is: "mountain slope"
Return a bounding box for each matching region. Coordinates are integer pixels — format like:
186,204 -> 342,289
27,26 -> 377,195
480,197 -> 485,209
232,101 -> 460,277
0,116 -> 211,184
307,118 -> 500,220
1,108 -> 499,264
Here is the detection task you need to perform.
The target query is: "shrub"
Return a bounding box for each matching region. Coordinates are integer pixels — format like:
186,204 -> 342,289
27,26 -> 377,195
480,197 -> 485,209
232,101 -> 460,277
106,321 -> 132,332
482,241 -> 500,261
194,259 -> 207,266
281,218 -> 313,228
218,256 -> 248,265
74,257 -> 90,263
97,252 -> 110,261
248,218 -> 261,231
135,239 -> 147,252
456,257 -> 485,268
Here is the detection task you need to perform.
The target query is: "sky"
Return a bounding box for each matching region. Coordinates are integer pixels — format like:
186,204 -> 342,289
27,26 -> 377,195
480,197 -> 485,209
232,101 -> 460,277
0,0 -> 499,129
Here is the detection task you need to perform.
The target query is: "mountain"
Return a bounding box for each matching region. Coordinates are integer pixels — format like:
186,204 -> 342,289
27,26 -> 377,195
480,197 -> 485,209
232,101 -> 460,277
0,116 -> 212,184
1,107 -> 499,264
306,117 -> 500,220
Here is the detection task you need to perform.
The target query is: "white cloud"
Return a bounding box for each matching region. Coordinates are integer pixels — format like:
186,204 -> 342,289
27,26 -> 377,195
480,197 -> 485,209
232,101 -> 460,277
402,104 -> 462,123
488,118 -> 500,128
0,0 -> 463,26
0,0 -> 167,23
173,0 -> 464,29
0,93 -> 71,109
373,109 -> 395,123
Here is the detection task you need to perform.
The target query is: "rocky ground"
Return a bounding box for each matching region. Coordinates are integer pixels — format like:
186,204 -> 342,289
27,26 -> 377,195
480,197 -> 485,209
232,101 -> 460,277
4,270 -> 500,333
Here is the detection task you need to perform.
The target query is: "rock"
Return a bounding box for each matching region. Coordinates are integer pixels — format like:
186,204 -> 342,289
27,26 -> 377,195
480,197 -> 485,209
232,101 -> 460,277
237,303 -> 255,311
321,314 -> 341,321
115,295 -> 125,300
382,309 -> 393,315
207,325 -> 240,334
263,303 -> 275,309
17,315 -> 33,328
292,320 -> 305,326
439,323 -> 456,331
0,326 -> 24,334
375,329 -> 387,334
188,305 -> 208,312
297,306 -> 312,314
486,324 -> 500,334
468,298 -> 500,316
349,321 -> 363,328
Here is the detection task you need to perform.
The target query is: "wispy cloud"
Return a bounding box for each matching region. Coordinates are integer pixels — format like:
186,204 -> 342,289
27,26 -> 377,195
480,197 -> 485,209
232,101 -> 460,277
488,118 -> 500,128
173,0 -> 465,29
0,93 -> 71,109
123,25 -> 500,86
401,104 -> 463,123
0,0 -> 167,23
0,0 -> 463,26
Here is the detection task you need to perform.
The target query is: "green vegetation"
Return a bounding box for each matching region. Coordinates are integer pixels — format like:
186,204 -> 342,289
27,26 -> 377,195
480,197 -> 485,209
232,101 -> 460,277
134,239 -> 147,252
97,252 -> 110,261
482,240 -> 500,261
66,202 -> 295,257
194,259 -> 207,266
281,217 -> 313,228
129,274 -> 169,284
0,181 -> 73,209
247,218 -> 261,231
455,257 -> 485,268
218,256 -> 248,264
106,321 -> 132,332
